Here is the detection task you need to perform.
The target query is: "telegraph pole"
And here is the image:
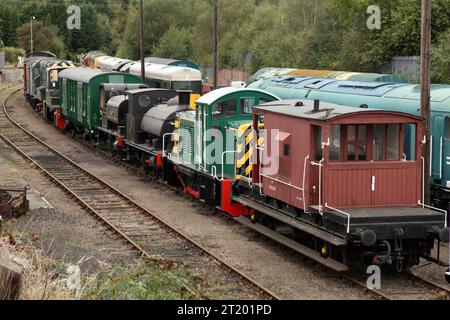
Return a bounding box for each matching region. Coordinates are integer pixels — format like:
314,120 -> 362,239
420,0 -> 432,205
139,0 -> 145,82
30,16 -> 35,53
212,0 -> 219,89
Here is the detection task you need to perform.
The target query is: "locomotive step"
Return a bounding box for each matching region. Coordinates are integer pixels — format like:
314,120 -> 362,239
233,196 -> 347,247
235,216 -> 349,272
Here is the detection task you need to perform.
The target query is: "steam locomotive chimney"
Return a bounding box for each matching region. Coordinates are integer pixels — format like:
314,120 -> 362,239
314,99 -> 320,112
178,90 -> 191,106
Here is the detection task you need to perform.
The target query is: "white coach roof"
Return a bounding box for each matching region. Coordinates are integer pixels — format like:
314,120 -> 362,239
128,62 -> 201,81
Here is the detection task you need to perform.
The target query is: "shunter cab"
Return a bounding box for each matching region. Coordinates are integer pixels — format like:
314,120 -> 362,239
171,88 -> 279,213
234,99 -> 448,271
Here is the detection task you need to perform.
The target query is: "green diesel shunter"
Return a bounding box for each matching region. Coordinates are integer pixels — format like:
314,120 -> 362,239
172,88 -> 279,212
59,68 -> 142,129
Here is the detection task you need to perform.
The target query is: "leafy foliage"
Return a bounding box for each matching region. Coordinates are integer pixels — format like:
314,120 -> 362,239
82,261 -> 199,300
1,0 -> 450,82
17,21 -> 65,57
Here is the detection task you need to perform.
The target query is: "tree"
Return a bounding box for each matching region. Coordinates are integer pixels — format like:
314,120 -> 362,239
17,21 -> 65,57
431,28 -> 450,83
118,0 -> 203,59
0,2 -> 21,46
153,27 -> 194,60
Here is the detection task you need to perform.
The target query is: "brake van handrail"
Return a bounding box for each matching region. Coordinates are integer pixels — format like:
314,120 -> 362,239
311,159 -> 324,214
325,204 -> 351,234
418,201 -> 448,228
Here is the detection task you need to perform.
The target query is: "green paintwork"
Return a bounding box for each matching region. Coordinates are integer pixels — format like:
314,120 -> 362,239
59,68 -> 142,130
175,88 -> 279,180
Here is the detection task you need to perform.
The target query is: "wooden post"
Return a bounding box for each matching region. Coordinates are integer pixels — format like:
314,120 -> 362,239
212,0 -> 219,89
139,0 -> 145,83
420,0 -> 432,205
0,255 -> 22,300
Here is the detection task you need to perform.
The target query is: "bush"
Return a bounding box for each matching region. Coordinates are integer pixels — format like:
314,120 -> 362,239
431,29 -> 450,84
0,47 -> 26,64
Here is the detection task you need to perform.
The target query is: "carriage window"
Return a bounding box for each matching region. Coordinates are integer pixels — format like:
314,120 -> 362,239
357,125 -> 367,160
212,99 -> 237,119
445,118 -> 450,139
373,125 -> 386,160
329,125 -> 341,161
387,124 -> 400,160
347,125 -> 356,160
346,125 -> 367,161
405,124 -> 416,161
284,144 -> 290,156
313,126 -> 323,161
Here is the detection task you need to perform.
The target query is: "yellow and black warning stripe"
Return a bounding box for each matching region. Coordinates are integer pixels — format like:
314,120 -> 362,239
236,123 -> 264,178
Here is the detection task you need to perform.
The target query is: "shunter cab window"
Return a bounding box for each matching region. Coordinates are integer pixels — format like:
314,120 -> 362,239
240,98 -> 273,114
212,98 -> 237,119
49,69 -> 59,88
329,124 -> 401,162
241,98 -> 257,114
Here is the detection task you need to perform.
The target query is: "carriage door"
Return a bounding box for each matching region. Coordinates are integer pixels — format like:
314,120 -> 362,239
431,115 -> 445,184
76,82 -> 83,124
442,117 -> 450,188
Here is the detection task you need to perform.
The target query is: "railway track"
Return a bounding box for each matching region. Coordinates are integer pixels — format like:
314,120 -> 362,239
3,84 -> 450,300
343,268 -> 450,300
0,85 -> 280,300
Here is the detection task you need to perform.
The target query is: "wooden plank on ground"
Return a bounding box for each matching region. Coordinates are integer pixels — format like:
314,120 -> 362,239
0,253 -> 22,300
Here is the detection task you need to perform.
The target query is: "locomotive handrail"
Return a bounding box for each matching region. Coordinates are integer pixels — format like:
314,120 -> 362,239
440,137 -> 443,179
162,133 -> 175,157
259,174 -> 304,191
325,204 -> 351,234
256,145 -> 265,196
211,150 -> 238,181
256,146 -> 310,212
422,156 -> 425,208
420,156 -> 447,227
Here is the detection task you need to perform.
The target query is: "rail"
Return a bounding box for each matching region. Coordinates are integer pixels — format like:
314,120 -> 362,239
0,86 -> 280,300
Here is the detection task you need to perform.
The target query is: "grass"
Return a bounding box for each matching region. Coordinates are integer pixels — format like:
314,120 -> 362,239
82,262 -> 200,300
1,219 -> 202,300
0,220 -> 79,300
